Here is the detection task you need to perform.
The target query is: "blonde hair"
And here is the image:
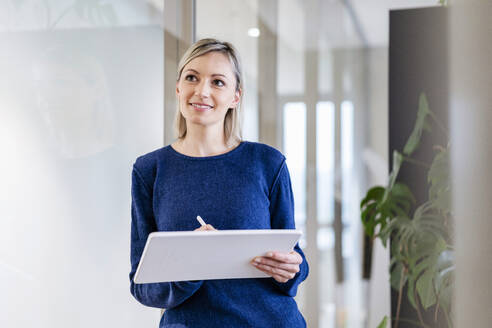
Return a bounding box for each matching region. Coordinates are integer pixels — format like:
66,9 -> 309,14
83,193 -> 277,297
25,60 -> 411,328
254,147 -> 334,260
174,38 -> 243,146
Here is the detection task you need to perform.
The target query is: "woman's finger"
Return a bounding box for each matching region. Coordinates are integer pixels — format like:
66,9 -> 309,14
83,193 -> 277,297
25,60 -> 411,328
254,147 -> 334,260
194,224 -> 217,231
252,262 -> 297,280
264,251 -> 302,264
252,257 -> 300,273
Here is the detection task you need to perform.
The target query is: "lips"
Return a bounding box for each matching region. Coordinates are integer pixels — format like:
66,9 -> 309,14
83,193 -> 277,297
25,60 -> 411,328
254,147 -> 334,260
190,102 -> 213,112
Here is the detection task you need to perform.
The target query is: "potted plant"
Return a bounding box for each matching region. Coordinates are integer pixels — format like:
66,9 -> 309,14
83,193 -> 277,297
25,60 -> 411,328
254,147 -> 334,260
361,93 -> 453,328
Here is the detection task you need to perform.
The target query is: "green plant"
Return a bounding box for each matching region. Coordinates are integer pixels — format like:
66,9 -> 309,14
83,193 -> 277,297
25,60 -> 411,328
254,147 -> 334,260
377,316 -> 389,328
361,93 -> 454,328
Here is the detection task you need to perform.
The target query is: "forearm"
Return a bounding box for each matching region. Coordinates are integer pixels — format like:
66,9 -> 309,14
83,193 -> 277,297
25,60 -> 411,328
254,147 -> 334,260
130,165 -> 205,309
130,278 -> 203,309
129,236 -> 203,309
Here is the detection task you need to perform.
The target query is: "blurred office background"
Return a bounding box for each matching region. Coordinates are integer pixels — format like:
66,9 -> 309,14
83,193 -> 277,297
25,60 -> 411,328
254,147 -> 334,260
1,1 -> 490,327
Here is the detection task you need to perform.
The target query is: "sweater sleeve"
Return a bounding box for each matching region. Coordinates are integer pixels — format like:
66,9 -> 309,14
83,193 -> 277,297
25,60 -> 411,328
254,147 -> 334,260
129,165 -> 203,309
268,160 -> 309,297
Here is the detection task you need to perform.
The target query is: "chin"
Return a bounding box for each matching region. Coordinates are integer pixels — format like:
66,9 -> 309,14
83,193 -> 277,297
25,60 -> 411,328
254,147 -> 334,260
187,114 -> 225,128
184,114 -> 210,125
182,109 -> 224,125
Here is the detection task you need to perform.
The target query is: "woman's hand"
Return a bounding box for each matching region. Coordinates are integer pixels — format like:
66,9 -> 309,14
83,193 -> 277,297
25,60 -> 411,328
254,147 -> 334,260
251,251 -> 302,283
194,224 -> 217,231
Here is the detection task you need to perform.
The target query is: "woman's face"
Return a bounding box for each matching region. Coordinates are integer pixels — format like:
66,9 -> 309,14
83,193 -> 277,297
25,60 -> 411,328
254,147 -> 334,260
176,51 -> 240,131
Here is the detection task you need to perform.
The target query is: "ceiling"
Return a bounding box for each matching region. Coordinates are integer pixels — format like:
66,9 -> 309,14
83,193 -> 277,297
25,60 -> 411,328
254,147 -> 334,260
193,0 -> 439,49
350,0 -> 439,47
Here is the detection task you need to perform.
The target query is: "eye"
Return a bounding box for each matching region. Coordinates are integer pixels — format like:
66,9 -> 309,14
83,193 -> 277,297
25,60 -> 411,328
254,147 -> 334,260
213,79 -> 225,87
184,74 -> 197,82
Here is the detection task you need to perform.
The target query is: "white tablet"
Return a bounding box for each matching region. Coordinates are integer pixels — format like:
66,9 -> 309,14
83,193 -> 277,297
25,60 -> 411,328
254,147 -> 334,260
133,229 -> 302,284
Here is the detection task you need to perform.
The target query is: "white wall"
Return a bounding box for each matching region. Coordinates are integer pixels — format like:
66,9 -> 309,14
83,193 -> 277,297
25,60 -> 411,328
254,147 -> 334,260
0,1 -> 163,327
450,1 -> 492,326
365,46 -> 391,328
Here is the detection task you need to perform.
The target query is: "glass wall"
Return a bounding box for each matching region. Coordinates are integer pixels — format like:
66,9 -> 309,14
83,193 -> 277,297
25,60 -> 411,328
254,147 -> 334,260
196,0 -> 259,142
195,0 -> 374,326
1,1 -> 439,327
194,0 -> 433,327
0,1 -> 164,327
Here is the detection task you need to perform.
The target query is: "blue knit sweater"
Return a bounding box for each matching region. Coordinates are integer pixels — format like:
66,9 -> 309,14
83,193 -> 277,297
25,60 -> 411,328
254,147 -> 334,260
129,141 -> 309,327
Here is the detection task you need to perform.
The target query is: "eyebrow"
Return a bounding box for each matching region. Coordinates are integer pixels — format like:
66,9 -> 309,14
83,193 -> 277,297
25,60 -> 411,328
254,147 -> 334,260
183,69 -> 230,80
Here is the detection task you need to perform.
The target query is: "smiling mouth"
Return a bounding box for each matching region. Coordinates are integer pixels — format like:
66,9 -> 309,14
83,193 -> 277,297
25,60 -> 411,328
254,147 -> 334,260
190,103 -> 213,111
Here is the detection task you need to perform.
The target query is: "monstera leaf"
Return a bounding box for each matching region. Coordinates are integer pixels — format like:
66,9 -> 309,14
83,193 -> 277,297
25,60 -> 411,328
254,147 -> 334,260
403,92 -> 433,156
361,150 -> 415,242
382,151 -> 404,203
428,146 -> 451,215
383,201 -> 451,312
434,249 -> 454,318
360,182 -> 415,242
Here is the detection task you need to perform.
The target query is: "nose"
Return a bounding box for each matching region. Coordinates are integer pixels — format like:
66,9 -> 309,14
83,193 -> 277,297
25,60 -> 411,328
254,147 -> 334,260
194,80 -> 211,98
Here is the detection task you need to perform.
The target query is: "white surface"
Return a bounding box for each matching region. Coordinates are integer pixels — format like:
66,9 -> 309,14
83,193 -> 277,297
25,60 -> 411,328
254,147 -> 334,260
134,230 -> 302,283
366,47 -> 391,328
0,2 -> 163,327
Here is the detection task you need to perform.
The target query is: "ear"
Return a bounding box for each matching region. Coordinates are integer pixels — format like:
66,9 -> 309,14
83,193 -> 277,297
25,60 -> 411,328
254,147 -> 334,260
231,88 -> 242,108
176,82 -> 180,96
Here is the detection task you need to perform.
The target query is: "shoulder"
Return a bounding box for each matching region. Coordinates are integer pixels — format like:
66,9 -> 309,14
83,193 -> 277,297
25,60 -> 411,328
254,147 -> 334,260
132,146 -> 172,185
240,141 -> 291,195
133,146 -> 169,171
241,141 -> 286,165
240,141 -> 287,181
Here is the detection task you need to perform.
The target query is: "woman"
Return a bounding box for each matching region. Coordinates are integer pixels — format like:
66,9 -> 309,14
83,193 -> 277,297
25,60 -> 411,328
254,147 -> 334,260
129,38 -> 309,327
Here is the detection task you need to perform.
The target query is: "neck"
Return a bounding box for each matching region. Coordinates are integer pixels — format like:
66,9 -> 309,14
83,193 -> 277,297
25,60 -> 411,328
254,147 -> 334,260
176,123 -> 236,157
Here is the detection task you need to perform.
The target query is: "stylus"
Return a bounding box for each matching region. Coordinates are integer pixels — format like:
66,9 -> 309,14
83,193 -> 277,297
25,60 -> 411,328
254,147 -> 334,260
196,215 -> 206,227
